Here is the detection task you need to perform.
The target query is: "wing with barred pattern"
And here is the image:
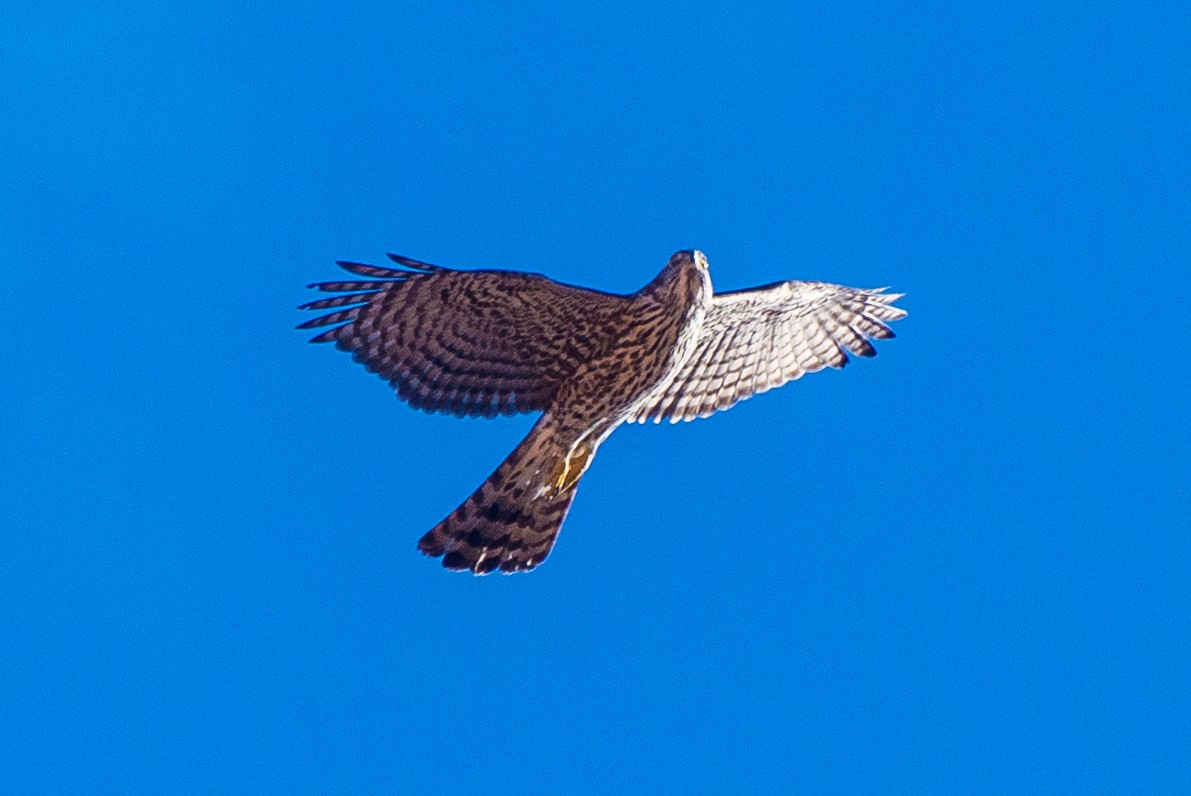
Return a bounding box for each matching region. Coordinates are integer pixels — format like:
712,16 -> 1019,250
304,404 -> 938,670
630,280 -> 906,423
299,254 -> 629,417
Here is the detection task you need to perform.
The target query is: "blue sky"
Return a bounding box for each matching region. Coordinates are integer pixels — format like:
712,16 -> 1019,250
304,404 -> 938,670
2,1 -> 1188,791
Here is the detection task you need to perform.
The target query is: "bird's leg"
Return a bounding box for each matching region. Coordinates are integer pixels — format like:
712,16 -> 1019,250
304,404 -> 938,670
550,440 -> 592,494
542,425 -> 604,498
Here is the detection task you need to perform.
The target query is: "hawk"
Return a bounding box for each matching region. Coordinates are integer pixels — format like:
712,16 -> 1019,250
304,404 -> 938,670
299,250 -> 905,574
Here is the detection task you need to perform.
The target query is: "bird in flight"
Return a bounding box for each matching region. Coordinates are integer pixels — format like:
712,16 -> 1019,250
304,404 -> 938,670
299,250 -> 905,574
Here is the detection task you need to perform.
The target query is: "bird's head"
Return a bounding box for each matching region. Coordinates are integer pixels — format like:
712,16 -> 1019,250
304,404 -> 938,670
650,249 -> 712,307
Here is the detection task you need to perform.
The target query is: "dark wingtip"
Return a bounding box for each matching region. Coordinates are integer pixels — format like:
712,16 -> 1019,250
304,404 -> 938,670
294,316 -> 327,330
334,260 -> 408,278
297,292 -> 380,311
306,326 -> 345,344
386,253 -> 441,271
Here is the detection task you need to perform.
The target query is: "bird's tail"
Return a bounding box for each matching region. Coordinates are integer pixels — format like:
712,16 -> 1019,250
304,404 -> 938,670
418,416 -> 592,574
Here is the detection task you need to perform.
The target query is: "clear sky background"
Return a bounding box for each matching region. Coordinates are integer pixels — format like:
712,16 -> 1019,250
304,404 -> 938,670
2,1 -> 1188,792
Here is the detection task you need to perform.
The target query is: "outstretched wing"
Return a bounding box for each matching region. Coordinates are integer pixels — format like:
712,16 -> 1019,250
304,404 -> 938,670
630,280 -> 906,423
299,254 -> 629,417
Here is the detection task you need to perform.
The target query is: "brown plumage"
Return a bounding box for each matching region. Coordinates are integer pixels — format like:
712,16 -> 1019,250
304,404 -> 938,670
299,250 -> 905,574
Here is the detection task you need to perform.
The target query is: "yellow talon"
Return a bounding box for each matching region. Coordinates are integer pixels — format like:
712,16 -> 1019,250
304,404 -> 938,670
551,443 -> 591,493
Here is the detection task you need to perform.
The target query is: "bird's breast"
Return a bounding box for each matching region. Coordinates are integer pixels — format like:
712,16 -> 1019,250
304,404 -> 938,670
616,296 -> 707,422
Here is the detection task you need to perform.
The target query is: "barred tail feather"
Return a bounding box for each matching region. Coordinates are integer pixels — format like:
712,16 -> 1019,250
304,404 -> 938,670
418,419 -> 581,574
